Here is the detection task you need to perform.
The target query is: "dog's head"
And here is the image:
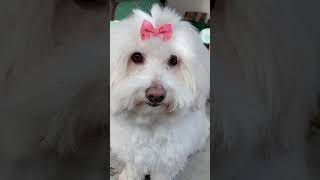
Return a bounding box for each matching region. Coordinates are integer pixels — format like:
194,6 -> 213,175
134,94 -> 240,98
110,5 -> 210,116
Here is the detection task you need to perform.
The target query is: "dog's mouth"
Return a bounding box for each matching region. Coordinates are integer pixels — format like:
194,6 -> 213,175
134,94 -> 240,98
146,102 -> 161,107
135,101 -> 174,112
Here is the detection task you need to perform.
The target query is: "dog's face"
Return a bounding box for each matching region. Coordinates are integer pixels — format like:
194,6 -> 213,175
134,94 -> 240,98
110,5 -> 210,116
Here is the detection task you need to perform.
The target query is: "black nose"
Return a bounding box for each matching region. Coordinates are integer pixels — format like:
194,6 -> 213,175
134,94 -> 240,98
146,84 -> 166,104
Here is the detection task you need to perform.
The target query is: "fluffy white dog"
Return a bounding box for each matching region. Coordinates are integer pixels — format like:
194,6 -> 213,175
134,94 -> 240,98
110,5 -> 210,180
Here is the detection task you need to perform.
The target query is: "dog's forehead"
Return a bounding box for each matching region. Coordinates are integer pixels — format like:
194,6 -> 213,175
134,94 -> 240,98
139,39 -> 173,55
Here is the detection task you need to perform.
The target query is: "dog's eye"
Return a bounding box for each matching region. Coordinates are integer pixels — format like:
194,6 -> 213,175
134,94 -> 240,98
168,55 -> 178,66
131,52 -> 144,64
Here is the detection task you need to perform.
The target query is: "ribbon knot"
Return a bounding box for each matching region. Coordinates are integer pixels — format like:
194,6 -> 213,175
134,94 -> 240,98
140,20 -> 172,41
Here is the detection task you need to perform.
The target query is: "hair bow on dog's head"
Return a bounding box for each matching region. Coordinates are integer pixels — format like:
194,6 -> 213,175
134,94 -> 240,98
140,20 -> 172,41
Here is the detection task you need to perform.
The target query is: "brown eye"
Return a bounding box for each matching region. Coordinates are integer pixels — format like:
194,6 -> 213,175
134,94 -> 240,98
131,52 -> 144,64
168,55 -> 178,66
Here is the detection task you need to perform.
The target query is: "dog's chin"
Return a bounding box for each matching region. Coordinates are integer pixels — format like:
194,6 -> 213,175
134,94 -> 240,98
146,102 -> 161,107
131,101 -> 174,114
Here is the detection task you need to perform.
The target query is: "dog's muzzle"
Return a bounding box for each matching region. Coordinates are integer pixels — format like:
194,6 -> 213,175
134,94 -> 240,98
145,83 -> 166,107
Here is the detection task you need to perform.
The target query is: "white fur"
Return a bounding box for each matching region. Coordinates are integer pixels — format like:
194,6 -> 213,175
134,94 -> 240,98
110,5 -> 210,180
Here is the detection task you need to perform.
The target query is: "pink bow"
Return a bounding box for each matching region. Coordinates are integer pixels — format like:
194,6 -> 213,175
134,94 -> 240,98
140,20 -> 172,41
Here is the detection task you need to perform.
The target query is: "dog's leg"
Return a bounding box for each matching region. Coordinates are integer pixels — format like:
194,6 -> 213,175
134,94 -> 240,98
118,163 -> 144,180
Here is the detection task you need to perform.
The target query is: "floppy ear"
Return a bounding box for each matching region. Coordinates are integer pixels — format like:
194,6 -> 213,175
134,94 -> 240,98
110,17 -> 137,89
110,24 -> 127,89
110,9 -> 152,89
172,22 -> 210,110
182,48 -> 210,110
110,55 -> 127,89
195,42 -> 210,109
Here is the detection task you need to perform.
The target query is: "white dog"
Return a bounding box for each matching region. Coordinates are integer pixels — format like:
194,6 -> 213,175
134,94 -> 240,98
110,5 -> 210,180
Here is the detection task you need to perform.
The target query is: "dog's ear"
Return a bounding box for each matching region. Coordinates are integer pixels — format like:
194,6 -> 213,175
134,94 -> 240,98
184,42 -> 210,111
110,50 -> 128,89
110,27 -> 125,89
167,18 -> 210,111
110,65 -> 124,89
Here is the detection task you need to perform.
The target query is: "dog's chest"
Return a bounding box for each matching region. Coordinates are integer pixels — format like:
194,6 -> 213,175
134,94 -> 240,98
111,121 -> 181,156
111,111 -> 209,169
113,124 -> 187,170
